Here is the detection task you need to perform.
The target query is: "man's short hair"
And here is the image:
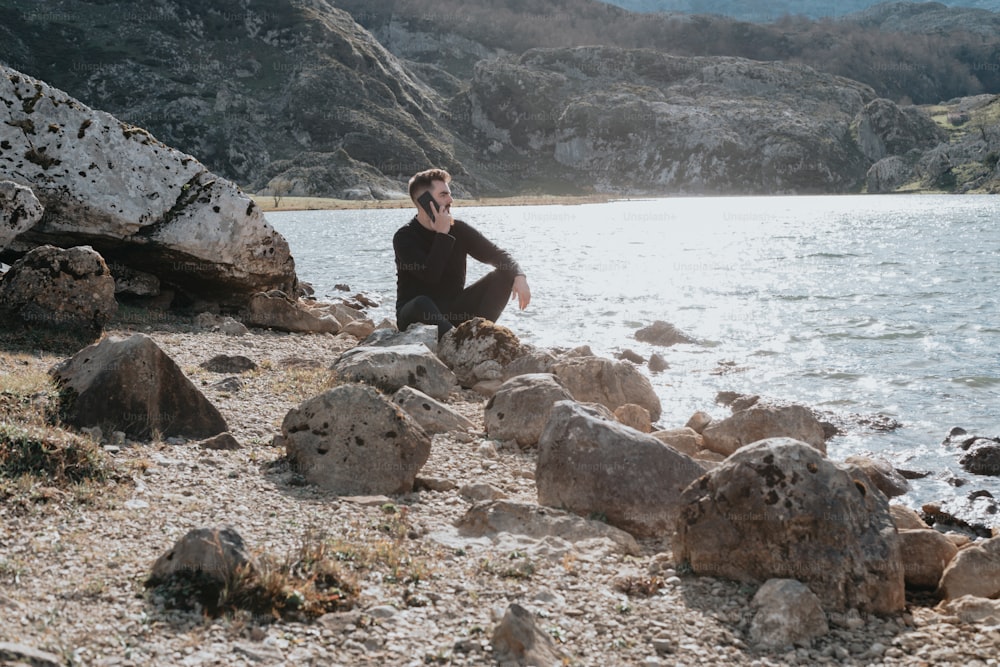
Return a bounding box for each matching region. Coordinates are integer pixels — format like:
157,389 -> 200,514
408,168 -> 451,201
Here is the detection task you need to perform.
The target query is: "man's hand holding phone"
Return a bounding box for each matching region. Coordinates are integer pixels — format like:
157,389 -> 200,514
417,191 -> 453,233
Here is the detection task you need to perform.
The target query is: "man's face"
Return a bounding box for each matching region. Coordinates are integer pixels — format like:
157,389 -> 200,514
429,179 -> 453,214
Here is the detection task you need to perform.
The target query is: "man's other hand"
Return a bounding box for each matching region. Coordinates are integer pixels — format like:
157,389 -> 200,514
511,275 -> 531,310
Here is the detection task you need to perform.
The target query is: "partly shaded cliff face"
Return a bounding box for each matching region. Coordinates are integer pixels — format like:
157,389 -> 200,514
598,0 -> 1000,23
454,47 -> 876,195
0,0 -> 464,198
1,0 -> 996,197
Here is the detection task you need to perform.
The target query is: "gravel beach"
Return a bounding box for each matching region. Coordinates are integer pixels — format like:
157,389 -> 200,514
1,320 -> 997,667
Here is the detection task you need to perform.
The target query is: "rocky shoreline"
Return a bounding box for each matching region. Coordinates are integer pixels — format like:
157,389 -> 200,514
3,50 -> 1000,667
2,308 -> 1000,667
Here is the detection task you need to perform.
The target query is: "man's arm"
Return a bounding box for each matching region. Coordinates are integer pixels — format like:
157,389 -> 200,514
393,225 -> 456,284
460,221 -> 523,277
459,221 -> 531,310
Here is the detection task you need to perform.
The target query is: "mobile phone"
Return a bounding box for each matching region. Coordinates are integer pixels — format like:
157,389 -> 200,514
417,191 -> 438,222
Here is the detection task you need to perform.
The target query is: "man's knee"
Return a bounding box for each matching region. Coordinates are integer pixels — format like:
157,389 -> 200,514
398,296 -> 443,328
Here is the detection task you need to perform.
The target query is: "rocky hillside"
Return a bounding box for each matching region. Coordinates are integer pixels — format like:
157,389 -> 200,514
599,0 -> 1000,21
0,0 -> 467,199
452,48 -> 878,195
848,2 -> 1000,37
2,0 -> 997,197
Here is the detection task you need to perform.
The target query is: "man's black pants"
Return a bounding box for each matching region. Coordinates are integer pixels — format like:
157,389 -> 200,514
396,269 -> 515,339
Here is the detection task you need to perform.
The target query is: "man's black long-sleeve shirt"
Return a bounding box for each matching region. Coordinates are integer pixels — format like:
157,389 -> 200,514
393,217 -> 522,313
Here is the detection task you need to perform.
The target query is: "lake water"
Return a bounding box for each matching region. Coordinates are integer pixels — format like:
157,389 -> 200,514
268,195 -> 1000,521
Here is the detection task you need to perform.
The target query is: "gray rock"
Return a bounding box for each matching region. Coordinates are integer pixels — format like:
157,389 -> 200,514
145,526 -> 254,613
459,483 -> 507,502
938,536 -> 1000,600
456,499 -> 640,556
536,400 -> 704,538
281,383 -> 431,495
484,373 -> 574,448
635,320 -> 695,347
438,317 -> 524,388
0,244 -> 117,332
0,642 -> 62,667
392,385 -> 475,435
0,67 -> 296,306
50,333 -> 228,440
198,432 -> 242,451
501,346 -> 557,380
110,264 -> 161,297
866,155 -> 913,194
332,343 -> 457,400
244,290 -> 340,334
200,355 -> 258,374
491,604 -> 568,667
898,528 -> 958,590
648,353 -> 669,372
844,455 -> 910,497
674,438 -> 905,615
749,579 -> 829,648
551,355 -> 661,421
938,596 -> 1000,625
701,404 -> 827,457
651,428 -> 703,457
853,98 -> 946,163
362,324 -> 438,351
0,180 -> 42,249
959,440 -> 1000,476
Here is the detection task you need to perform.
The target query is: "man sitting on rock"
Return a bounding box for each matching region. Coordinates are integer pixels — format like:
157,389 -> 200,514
393,168 -> 531,339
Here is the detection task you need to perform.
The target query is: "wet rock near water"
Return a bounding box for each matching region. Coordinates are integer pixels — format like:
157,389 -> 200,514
635,320 -> 696,347
715,391 -> 903,437
921,495 -> 999,538
675,438 -> 905,615
959,439 -> 1000,476
844,455 -> 911,498
551,355 -> 662,421
938,536 -> 1000,601
702,404 -> 828,457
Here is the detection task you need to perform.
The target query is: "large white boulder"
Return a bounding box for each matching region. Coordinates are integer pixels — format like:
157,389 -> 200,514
0,65 -> 295,306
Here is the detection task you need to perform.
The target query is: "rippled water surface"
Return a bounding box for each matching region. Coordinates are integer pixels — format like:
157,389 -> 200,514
268,195 -> 1000,513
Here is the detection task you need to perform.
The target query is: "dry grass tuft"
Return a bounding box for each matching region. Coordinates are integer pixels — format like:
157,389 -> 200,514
0,422 -> 109,484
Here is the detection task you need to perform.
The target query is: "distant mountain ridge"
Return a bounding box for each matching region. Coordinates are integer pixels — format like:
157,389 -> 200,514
597,0 -> 1000,22
2,0 -> 997,198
